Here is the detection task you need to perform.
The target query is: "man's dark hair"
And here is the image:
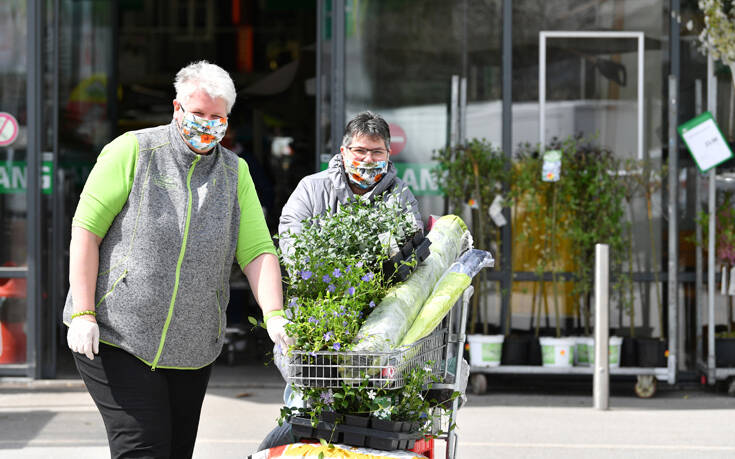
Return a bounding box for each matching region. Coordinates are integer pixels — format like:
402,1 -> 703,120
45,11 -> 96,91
341,111 -> 391,149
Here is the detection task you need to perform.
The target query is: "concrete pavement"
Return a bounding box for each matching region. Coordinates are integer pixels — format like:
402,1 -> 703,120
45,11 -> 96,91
2,364 -> 735,458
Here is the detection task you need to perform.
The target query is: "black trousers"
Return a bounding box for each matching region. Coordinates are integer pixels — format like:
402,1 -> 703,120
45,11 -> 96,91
73,343 -> 213,459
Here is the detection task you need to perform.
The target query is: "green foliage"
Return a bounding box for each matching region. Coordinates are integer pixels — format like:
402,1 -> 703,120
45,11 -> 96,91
278,365 -> 458,437
276,193 -> 419,352
696,190 -> 735,266
432,138 -> 509,251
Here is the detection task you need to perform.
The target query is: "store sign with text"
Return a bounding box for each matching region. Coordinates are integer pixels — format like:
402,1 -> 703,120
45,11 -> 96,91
0,162 -> 53,194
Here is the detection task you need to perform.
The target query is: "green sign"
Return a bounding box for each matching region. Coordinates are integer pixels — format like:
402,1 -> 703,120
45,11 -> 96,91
0,161 -> 53,194
319,161 -> 441,196
678,111 -> 733,173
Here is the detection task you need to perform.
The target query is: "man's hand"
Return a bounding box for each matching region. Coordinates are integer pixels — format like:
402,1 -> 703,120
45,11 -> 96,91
266,315 -> 295,352
67,317 -> 100,360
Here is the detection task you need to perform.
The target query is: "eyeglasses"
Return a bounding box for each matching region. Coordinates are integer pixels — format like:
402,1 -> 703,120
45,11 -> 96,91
346,146 -> 389,160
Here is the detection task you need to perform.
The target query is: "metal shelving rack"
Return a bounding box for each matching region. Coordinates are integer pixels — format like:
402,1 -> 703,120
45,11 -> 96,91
466,30 -> 677,398
695,54 -> 735,393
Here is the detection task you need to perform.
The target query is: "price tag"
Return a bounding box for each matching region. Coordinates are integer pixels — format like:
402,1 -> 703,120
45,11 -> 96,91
678,112 -> 733,173
722,265 -> 727,296
488,194 -> 507,227
542,150 -> 561,182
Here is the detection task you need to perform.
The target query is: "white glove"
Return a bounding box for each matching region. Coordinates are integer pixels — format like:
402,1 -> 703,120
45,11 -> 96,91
266,315 -> 295,351
67,318 -> 100,360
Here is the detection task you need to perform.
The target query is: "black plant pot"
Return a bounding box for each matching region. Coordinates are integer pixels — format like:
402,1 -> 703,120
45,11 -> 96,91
528,337 -> 542,365
343,414 -> 370,427
620,336 -> 638,367
637,338 -> 667,368
501,334 -> 530,365
716,338 -> 735,367
319,410 -> 343,424
370,416 -> 403,432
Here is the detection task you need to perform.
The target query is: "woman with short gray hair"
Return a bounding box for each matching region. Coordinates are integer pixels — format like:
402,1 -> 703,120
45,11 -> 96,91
63,60 -> 292,458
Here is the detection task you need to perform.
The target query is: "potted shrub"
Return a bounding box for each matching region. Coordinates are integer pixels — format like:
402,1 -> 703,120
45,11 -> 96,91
510,140 -> 576,366
698,190 -> 735,366
433,139 -> 508,334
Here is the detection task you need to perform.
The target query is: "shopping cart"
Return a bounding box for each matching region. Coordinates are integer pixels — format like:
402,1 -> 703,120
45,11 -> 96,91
284,286 -> 473,459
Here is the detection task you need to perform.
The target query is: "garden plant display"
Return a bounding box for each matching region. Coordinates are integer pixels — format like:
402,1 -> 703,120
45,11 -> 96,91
274,196 -> 468,439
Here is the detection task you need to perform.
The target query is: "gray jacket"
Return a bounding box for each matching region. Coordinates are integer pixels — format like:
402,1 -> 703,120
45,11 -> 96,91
278,153 -> 422,259
63,121 -> 273,369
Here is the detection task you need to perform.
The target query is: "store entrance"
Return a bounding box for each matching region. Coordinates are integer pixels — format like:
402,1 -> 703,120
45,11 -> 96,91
51,0 -> 317,377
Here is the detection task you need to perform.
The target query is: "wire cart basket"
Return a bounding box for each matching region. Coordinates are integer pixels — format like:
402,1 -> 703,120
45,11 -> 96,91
284,286 -> 473,459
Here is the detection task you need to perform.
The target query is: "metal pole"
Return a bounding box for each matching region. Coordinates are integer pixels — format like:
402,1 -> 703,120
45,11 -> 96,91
500,0 -> 512,334
26,0 -> 44,379
538,33 -> 546,148
594,244 -> 610,410
667,74 -> 678,383
330,0 -> 345,156
706,54 -> 717,384
694,79 -> 703,369
315,0 -> 323,171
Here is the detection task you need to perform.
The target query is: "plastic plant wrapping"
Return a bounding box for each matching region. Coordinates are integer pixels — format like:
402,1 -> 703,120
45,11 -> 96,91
352,215 -> 471,352
400,249 -> 494,346
251,442 -> 427,459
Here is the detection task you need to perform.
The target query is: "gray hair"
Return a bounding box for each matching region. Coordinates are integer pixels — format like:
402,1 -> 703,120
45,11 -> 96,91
341,111 -> 391,149
174,60 -> 237,114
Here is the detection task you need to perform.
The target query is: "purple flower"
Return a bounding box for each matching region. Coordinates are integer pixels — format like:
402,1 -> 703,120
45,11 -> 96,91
322,274 -> 331,283
342,321 -> 348,327
332,268 -> 342,278
361,272 -> 374,282
288,298 -> 298,307
300,270 -> 313,280
309,351 -> 317,357
356,261 -> 363,268
345,265 -> 352,273
333,342 -> 341,351
327,283 -> 336,293
308,316 -> 318,324
284,309 -> 293,320
347,286 -> 355,296
323,331 -> 334,341
320,389 -> 334,404
369,301 -> 376,308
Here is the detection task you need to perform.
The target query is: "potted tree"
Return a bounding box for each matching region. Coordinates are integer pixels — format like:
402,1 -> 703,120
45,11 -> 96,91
558,137 -> 626,367
511,140 -> 576,367
433,138 -> 508,343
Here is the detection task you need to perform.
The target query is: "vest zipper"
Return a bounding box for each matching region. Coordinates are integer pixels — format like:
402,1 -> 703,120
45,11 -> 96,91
151,155 -> 201,370
215,290 -> 222,340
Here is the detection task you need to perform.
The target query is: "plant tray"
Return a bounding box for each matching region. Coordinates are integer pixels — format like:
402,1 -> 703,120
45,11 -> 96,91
289,415 -> 424,451
286,328 -> 447,389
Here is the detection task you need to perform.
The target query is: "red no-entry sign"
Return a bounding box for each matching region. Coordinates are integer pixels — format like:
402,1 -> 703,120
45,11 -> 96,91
389,123 -> 406,156
0,112 -> 19,147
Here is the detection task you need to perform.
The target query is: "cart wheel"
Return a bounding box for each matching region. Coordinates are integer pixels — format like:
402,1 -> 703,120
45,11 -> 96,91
634,375 -> 657,398
470,374 -> 487,395
727,378 -> 735,397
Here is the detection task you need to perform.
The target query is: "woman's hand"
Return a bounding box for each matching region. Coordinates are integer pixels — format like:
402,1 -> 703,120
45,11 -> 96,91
67,315 -> 100,360
266,315 -> 295,351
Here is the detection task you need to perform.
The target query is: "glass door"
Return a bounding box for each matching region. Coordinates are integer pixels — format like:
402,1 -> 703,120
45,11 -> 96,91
0,1 -> 30,373
319,0 -> 503,219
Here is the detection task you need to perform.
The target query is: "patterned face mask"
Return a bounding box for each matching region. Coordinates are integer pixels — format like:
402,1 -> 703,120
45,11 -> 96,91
344,158 -> 388,189
178,105 -> 228,151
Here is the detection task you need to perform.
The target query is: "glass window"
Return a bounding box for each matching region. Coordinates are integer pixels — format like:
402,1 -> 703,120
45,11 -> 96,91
0,1 -> 28,367
341,0 -> 503,219
511,0 -> 667,336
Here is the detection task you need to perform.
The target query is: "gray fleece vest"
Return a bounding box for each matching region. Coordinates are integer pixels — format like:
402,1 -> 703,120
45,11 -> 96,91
63,121 -> 241,369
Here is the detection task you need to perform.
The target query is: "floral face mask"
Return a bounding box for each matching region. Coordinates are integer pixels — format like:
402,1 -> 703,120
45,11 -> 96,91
344,158 -> 388,189
177,105 -> 228,151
